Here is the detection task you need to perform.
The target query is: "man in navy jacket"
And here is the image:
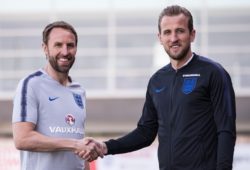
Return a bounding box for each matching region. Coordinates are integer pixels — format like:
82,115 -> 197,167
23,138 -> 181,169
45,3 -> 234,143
82,5 -> 236,170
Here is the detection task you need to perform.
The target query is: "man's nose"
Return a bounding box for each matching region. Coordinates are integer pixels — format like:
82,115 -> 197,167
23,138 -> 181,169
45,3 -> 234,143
170,33 -> 178,42
61,45 -> 69,55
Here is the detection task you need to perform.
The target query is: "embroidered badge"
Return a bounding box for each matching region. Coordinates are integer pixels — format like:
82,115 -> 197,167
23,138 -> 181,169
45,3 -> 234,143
65,114 -> 75,126
182,77 -> 197,94
73,93 -> 84,109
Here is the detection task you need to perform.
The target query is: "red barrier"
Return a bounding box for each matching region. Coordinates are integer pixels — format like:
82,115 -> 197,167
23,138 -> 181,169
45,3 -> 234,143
90,161 -> 96,170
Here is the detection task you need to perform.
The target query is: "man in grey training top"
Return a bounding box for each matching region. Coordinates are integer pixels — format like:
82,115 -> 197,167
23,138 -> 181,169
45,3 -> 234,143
12,21 -> 102,170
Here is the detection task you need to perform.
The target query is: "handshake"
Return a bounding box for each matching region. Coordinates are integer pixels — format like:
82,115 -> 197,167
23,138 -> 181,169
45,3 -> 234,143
74,137 -> 107,162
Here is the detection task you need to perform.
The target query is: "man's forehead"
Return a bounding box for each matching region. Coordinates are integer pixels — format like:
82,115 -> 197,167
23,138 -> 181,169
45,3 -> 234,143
48,28 -> 76,42
161,14 -> 189,26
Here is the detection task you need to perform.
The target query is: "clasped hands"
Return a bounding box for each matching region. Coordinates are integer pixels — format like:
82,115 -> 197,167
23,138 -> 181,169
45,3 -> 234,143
74,137 -> 107,162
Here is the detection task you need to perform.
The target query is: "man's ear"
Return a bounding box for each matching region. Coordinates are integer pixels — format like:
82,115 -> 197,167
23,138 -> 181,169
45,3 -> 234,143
42,43 -> 48,58
190,29 -> 196,43
158,32 -> 163,45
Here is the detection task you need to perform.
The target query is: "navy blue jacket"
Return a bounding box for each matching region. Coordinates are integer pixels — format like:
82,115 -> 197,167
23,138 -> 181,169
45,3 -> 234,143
105,54 -> 236,170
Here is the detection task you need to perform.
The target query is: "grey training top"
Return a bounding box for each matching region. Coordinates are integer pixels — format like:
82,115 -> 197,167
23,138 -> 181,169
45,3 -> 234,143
12,69 -> 86,170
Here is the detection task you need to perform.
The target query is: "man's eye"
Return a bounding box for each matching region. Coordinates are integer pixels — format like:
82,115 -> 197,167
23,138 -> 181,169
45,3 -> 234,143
176,29 -> 185,33
55,43 -> 62,47
163,30 -> 171,35
67,44 -> 75,48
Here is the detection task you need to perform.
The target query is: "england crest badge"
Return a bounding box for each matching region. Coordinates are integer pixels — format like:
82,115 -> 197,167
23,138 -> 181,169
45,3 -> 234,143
182,77 -> 197,94
72,93 -> 84,109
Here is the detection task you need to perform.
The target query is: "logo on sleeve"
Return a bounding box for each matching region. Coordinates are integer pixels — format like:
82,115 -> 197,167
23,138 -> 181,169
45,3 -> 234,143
72,93 -> 84,109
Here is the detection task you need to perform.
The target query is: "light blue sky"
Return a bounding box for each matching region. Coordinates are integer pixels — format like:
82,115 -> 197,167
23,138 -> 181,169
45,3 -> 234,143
0,0 -> 250,13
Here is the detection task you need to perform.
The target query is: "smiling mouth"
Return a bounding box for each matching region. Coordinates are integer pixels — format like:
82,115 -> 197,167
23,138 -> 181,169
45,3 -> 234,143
170,45 -> 181,51
59,58 -> 70,61
58,58 -> 72,66
170,43 -> 181,48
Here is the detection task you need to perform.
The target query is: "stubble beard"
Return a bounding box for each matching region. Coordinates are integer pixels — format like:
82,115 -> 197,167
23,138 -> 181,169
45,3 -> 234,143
48,54 -> 75,74
166,44 -> 191,61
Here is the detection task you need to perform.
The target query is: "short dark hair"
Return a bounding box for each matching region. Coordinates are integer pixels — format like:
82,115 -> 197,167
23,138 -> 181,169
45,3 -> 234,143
42,21 -> 78,46
158,5 -> 193,33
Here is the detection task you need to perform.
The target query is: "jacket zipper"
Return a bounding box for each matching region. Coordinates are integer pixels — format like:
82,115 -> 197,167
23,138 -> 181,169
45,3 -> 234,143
169,71 -> 178,170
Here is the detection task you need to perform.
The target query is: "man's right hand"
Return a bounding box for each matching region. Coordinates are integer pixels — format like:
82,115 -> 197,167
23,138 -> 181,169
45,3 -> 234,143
74,137 -> 107,162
